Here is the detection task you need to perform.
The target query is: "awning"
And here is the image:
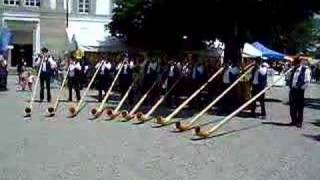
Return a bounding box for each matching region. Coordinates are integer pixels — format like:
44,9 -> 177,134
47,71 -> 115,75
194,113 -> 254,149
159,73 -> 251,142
252,42 -> 285,61
66,21 -> 127,52
242,43 -> 262,58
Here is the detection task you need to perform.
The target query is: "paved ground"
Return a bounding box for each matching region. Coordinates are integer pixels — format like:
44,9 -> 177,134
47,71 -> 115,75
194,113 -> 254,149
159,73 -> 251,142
0,76 -> 320,180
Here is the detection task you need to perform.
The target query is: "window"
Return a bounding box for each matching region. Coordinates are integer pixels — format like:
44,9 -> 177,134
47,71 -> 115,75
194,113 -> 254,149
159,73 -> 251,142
78,0 -> 89,13
25,0 -> 40,7
3,0 -> 20,6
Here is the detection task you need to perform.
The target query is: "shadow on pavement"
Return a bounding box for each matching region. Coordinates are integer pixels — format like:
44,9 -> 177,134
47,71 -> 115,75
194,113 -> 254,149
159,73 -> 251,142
311,119 -> 320,127
305,98 -> 320,110
191,123 -> 264,141
262,122 -> 293,126
303,134 -> 320,142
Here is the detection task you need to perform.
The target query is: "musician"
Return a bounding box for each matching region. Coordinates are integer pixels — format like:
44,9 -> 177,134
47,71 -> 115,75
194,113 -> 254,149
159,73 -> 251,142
220,61 -> 240,114
95,58 -> 114,102
250,61 -> 269,119
288,57 -> 311,128
118,58 -> 134,105
143,57 -> 160,105
35,48 -> 57,102
164,59 -> 181,108
68,57 -> 81,102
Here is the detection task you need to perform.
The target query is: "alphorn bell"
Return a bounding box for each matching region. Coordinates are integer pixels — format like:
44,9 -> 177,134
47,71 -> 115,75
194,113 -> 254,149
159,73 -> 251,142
156,67 -> 224,125
120,80 -> 158,120
91,63 -> 124,118
105,81 -> 135,119
194,68 -> 294,138
68,61 -> 104,117
135,77 -> 182,122
47,67 -> 70,116
176,65 -> 254,131
24,58 -> 44,116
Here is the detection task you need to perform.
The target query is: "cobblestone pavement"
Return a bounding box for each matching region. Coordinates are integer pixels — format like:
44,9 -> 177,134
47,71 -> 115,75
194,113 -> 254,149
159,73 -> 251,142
0,76 -> 319,180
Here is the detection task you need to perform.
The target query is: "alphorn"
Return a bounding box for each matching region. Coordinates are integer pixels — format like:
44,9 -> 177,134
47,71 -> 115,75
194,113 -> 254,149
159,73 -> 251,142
176,65 -> 254,131
120,80 -> 158,120
135,77 -> 182,122
24,58 -> 44,116
47,67 -> 70,116
105,82 -> 135,119
68,61 -> 103,117
195,68 -> 293,138
91,63 -> 124,118
156,67 -> 224,125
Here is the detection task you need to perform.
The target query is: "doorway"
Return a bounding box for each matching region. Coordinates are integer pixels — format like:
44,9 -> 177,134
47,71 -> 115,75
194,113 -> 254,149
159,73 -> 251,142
11,44 -> 33,67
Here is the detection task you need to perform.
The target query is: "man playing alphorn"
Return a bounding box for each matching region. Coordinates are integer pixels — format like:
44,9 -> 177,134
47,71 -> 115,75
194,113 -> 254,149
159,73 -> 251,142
68,57 -> 81,102
250,61 -> 269,119
96,57 -> 114,102
35,48 -> 57,102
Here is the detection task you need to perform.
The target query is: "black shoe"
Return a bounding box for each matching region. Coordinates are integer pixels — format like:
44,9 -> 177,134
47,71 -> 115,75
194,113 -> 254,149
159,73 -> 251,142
296,123 -> 302,128
39,99 -> 44,103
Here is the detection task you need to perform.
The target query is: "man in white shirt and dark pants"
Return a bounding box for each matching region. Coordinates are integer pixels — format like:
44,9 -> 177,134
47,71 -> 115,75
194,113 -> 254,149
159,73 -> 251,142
35,48 -> 57,102
251,61 -> 269,119
68,57 -> 81,102
289,57 -> 311,128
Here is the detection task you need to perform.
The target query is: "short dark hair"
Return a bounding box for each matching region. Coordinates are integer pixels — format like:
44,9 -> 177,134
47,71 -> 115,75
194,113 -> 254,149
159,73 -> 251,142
41,48 -> 48,53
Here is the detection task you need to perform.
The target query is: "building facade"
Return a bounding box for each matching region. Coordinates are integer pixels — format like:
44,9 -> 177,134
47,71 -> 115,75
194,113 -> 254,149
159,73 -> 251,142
0,0 -> 113,68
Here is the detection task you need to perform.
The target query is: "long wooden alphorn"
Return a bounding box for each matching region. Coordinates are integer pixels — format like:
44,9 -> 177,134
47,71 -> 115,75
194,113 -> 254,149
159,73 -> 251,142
47,67 -> 70,116
68,61 -> 103,117
105,82 -> 135,119
24,58 -> 44,116
176,65 -> 254,131
91,63 -> 124,117
120,80 -> 158,120
135,77 -> 182,122
156,67 -> 224,125
195,68 -> 293,138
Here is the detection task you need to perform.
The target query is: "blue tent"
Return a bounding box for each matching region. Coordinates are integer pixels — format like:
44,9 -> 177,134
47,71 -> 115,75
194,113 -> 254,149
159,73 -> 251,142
252,42 -> 285,61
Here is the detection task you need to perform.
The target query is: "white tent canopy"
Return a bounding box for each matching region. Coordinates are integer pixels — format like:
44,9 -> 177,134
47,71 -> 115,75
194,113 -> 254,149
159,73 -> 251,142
242,43 -> 262,58
66,21 -> 126,52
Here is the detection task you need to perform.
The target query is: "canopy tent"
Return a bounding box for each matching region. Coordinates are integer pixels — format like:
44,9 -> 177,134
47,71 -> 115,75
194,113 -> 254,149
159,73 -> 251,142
66,21 -> 127,52
242,43 -> 262,58
252,42 -> 285,60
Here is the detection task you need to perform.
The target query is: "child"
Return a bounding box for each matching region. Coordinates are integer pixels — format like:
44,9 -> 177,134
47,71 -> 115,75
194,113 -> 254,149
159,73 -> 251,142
27,71 -> 34,91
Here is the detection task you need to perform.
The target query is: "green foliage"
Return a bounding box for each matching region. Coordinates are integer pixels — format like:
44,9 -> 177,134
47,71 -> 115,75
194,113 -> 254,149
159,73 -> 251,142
109,0 -> 320,55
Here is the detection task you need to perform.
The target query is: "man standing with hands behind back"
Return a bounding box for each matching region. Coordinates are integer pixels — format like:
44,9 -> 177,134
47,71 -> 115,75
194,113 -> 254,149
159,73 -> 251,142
289,56 -> 311,128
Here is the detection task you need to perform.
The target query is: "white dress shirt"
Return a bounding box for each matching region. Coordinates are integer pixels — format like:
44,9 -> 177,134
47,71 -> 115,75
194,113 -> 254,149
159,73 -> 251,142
223,66 -> 231,84
35,56 -> 56,72
169,65 -> 175,77
253,66 -> 268,85
69,62 -> 81,77
292,65 -> 311,89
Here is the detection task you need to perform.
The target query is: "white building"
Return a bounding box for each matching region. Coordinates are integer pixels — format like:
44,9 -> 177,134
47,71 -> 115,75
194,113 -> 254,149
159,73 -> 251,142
0,0 -> 113,68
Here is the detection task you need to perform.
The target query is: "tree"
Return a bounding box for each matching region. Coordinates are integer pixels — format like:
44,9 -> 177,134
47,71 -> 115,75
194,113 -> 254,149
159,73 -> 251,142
109,0 -> 320,61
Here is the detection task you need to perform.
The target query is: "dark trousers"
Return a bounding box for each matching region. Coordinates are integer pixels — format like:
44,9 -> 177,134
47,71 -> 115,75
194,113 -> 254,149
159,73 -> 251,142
289,88 -> 305,125
166,78 -> 178,107
40,74 -> 51,102
119,78 -> 134,106
251,85 -> 266,117
68,77 -> 81,101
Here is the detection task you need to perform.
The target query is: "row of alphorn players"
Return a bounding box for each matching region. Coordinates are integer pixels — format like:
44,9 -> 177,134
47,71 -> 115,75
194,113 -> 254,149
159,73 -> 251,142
25,52 -> 310,138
